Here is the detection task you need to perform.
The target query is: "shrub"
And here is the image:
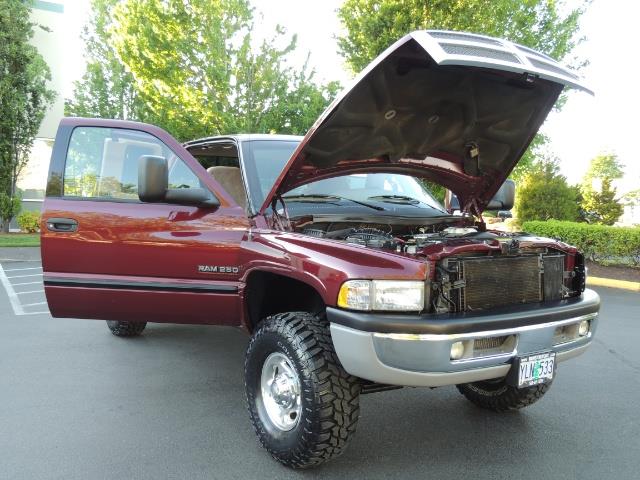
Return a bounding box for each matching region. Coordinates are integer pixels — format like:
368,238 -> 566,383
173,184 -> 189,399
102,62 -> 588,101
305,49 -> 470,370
16,211 -> 41,233
0,192 -> 22,232
514,158 -> 580,223
522,220 -> 640,266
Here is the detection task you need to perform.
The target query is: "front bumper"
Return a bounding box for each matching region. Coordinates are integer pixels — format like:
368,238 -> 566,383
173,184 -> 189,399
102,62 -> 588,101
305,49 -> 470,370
328,289 -> 600,387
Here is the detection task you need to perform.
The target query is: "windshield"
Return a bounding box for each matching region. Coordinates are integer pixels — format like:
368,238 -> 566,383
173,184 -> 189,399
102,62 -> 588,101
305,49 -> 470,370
241,139 -> 299,209
241,139 -> 445,212
285,173 -> 444,210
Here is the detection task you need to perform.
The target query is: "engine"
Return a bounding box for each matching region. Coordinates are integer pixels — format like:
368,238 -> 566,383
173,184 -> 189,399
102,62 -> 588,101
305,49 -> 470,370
300,223 -> 498,254
296,220 -> 584,314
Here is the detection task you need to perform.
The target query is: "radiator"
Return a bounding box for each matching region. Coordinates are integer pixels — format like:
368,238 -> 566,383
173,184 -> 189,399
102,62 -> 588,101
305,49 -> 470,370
444,254 -> 564,312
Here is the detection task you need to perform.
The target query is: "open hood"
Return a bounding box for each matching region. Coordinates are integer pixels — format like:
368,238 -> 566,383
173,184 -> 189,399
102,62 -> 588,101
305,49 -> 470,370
259,30 -> 592,216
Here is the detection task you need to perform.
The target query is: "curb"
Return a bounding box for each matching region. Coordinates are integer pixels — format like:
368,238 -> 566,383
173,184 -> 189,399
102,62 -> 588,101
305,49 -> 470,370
587,276 -> 640,292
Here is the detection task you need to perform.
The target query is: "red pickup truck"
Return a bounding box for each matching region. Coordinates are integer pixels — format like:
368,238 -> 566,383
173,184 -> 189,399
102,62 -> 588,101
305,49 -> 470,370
41,30 -> 599,468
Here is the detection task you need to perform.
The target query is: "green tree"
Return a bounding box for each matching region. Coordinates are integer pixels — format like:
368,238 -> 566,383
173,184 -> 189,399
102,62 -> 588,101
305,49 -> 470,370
514,156 -> 579,222
336,0 -> 588,179
65,0 -> 146,120
338,0 -> 586,73
582,152 -> 624,184
581,178 -> 624,225
580,153 -> 625,225
622,189 -> 640,207
67,0 -> 338,141
0,0 -> 55,232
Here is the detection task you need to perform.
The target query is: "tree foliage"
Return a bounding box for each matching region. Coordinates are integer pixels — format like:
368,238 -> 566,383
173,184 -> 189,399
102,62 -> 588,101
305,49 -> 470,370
582,152 -> 624,184
336,0 -> 588,179
580,153 -> 625,225
337,0 -> 586,73
581,178 -> 624,226
65,0 -> 145,120
514,156 -> 579,222
622,189 -> 640,207
66,0 -> 339,141
0,0 -> 55,231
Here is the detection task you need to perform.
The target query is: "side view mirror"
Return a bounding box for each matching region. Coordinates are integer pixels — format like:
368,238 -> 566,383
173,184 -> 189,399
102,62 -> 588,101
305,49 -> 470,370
486,179 -> 515,211
444,179 -> 515,213
138,155 -> 219,208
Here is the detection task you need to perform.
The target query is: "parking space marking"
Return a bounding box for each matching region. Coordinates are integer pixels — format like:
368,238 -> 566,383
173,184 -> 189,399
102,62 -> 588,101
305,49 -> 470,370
0,262 -> 50,316
23,301 -> 48,307
3,266 -> 42,272
5,273 -> 43,279
0,264 -> 26,315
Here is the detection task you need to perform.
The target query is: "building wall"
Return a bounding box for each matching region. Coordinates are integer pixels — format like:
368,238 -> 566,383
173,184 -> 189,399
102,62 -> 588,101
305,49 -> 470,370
30,1 -> 67,140
12,1 -> 83,229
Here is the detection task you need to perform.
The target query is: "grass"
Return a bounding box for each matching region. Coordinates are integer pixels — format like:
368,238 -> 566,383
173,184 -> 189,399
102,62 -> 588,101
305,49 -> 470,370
0,233 -> 40,247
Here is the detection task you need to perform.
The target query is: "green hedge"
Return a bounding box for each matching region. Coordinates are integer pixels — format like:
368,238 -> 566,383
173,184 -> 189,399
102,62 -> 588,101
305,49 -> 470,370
522,220 -> 640,266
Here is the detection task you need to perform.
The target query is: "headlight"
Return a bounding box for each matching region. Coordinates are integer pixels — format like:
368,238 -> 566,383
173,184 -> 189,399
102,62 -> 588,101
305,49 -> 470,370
337,280 -> 425,312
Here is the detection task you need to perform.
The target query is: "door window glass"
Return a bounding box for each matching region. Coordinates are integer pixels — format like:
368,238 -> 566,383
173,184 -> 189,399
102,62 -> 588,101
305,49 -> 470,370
63,127 -> 201,199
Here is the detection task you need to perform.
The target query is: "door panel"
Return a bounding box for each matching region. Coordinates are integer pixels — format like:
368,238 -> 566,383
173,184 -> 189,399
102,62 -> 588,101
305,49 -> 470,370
42,118 -> 248,325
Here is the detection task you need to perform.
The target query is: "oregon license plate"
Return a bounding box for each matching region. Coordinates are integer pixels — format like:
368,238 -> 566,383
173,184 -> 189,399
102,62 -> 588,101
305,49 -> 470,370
514,352 -> 555,388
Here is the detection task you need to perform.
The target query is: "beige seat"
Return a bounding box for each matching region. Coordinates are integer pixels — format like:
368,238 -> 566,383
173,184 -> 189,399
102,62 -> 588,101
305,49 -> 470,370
206,166 -> 247,209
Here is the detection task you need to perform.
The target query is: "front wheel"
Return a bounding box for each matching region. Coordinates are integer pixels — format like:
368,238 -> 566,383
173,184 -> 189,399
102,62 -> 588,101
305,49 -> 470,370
244,312 -> 361,469
456,378 -> 552,412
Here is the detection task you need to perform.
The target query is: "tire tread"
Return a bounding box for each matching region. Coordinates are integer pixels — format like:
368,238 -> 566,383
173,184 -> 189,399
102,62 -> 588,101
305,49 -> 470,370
106,320 -> 147,337
456,380 -> 551,412
245,312 -> 360,468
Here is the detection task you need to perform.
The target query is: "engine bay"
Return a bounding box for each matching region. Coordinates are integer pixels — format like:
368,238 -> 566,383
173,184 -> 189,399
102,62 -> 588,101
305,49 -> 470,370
296,220 -> 506,255
293,218 -> 587,313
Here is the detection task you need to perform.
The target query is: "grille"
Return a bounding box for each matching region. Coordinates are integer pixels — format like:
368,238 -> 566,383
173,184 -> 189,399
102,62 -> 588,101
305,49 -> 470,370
527,57 -> 579,79
474,336 -> 509,351
429,31 -> 504,46
516,45 -> 555,62
459,256 -> 542,311
440,43 -> 521,63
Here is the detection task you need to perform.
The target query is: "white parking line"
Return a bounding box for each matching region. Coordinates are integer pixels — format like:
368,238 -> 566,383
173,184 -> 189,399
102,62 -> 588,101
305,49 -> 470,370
16,290 -> 45,295
6,273 -> 43,279
23,301 -> 48,307
0,264 -> 25,315
3,267 -> 42,272
0,263 -> 49,316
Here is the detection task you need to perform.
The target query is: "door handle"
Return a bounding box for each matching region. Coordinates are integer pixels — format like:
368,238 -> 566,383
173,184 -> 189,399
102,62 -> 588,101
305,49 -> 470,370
46,217 -> 78,232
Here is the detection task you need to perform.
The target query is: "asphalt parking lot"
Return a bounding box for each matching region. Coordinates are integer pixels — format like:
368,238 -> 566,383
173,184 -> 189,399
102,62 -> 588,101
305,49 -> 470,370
1,255 -> 639,480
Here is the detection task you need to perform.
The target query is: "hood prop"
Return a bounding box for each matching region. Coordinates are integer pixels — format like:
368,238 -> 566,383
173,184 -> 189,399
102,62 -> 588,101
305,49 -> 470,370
270,194 -> 292,231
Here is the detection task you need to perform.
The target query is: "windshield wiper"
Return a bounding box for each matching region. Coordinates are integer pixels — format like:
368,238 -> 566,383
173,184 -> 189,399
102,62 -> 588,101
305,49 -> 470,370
368,194 -> 440,210
283,194 -> 385,211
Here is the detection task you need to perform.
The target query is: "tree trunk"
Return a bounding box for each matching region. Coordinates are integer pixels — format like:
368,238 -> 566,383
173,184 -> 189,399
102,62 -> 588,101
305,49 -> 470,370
1,221 -> 10,234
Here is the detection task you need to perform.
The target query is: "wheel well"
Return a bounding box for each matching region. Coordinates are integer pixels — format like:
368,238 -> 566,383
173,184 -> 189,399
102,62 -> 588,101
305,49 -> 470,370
245,272 -> 325,332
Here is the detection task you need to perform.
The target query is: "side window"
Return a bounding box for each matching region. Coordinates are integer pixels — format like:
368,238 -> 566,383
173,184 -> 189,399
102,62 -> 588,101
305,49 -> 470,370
63,127 -> 201,199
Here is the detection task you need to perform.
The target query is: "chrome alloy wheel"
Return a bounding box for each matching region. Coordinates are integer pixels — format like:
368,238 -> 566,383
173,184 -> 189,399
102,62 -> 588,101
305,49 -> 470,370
260,352 -> 302,431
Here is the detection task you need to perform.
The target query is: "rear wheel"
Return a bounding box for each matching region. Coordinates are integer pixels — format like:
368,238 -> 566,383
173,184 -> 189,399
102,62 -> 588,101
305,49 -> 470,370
456,378 -> 551,412
244,312 -> 361,469
106,320 -> 147,337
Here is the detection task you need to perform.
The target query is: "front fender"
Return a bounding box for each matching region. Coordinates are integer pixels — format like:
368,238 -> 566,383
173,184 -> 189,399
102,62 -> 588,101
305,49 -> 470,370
240,230 -> 428,306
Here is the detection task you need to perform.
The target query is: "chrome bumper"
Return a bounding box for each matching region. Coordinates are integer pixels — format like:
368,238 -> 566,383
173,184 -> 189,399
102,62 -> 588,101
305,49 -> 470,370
330,310 -> 598,388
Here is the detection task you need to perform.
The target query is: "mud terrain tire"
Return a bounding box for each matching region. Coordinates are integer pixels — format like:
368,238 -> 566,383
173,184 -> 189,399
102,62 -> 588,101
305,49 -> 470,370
106,321 -> 147,337
244,312 -> 361,469
457,378 -> 551,412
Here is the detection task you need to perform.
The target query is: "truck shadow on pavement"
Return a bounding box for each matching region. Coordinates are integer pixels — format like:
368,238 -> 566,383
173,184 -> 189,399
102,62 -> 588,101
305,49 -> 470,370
118,323 -> 580,478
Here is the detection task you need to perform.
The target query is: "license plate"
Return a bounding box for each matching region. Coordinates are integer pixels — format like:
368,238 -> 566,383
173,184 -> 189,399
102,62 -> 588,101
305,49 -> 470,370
514,352 -> 555,388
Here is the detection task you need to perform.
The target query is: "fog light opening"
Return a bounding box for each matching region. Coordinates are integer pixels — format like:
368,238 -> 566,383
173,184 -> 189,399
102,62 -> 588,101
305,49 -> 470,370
450,341 -> 465,360
578,320 -> 590,337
